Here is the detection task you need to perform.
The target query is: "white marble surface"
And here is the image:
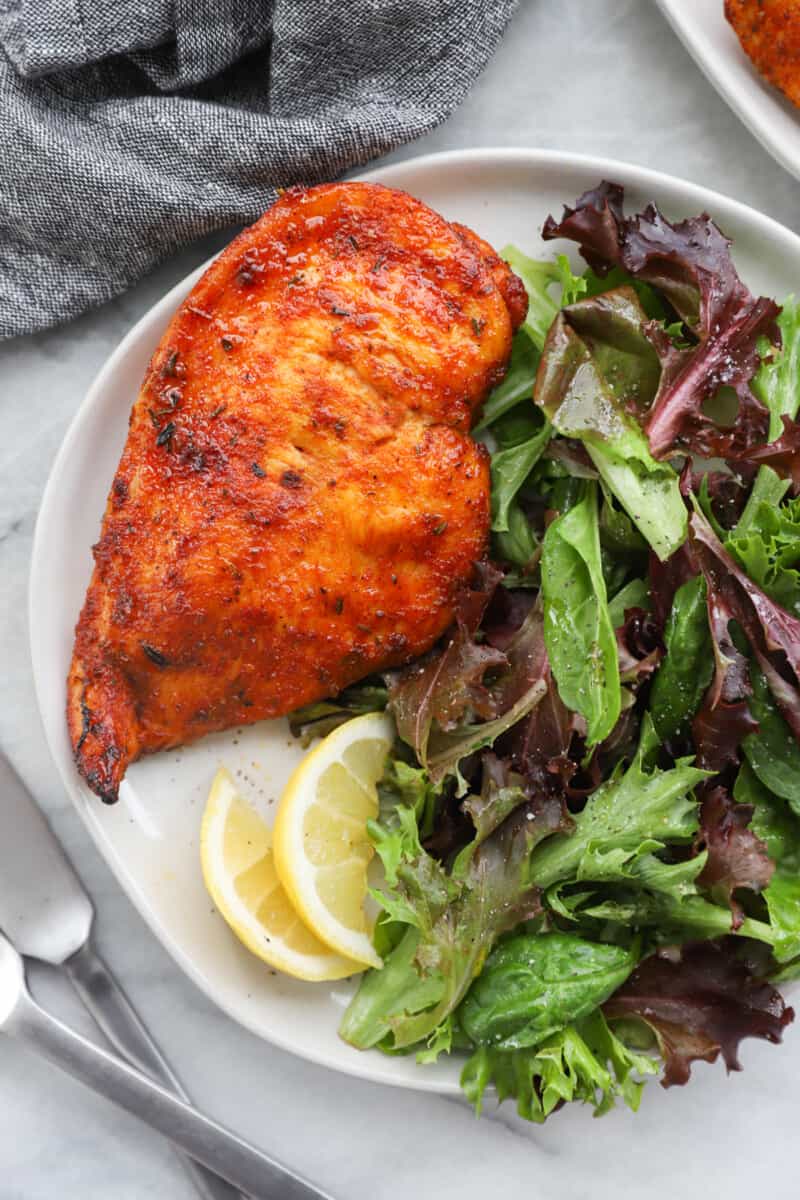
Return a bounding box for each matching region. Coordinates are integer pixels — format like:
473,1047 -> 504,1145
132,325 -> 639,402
3,2 -> 800,1196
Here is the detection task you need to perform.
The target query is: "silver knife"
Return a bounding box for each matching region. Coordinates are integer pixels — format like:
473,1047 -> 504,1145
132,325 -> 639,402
0,751 -> 248,1200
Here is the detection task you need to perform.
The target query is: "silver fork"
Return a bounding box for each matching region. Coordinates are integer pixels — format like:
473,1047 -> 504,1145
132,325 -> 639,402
0,928 -> 332,1199
0,752 -> 328,1200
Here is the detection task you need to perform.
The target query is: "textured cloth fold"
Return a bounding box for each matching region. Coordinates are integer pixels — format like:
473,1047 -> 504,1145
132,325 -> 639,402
0,0 -> 517,338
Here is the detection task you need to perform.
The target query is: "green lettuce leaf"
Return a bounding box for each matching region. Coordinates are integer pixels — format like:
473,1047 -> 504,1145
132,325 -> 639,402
529,717 -> 709,890
340,759 -> 567,1054
752,294 -> 800,442
735,466 -> 791,536
734,762 -> 800,968
727,491 -> 800,618
489,407 -> 551,535
377,754 -> 440,841
649,575 -> 713,742
494,503 -> 539,569
607,577 -> 650,628
501,247 -> 586,349
541,482 -> 621,745
743,664 -> 800,814
534,287 -> 686,561
461,1010 -> 658,1123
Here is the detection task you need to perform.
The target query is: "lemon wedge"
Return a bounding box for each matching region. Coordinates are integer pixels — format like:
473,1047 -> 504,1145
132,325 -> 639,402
201,768 -> 360,981
273,712 -> 394,969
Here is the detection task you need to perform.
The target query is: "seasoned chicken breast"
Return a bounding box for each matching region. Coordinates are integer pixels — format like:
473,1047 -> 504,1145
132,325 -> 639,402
726,0 -> 800,107
68,182 -> 526,802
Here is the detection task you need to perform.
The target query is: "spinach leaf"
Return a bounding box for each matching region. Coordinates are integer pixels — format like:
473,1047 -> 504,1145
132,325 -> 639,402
752,294 -> 800,442
589,437 -> 686,563
461,1010 -> 658,1123
493,504 -> 538,568
541,482 -> 620,745
459,932 -> 638,1050
474,330 -> 540,431
607,577 -> 650,629
534,287 -> 686,560
735,760 -> 800,863
599,488 -> 648,558
649,575 -> 713,742
743,664 -> 800,814
490,409 -> 551,534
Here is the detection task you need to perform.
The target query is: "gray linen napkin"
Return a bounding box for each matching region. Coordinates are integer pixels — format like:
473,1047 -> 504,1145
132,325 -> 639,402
0,0 -> 518,339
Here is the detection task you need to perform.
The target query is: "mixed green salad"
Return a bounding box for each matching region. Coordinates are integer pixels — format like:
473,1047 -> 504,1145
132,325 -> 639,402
292,182 -> 800,1122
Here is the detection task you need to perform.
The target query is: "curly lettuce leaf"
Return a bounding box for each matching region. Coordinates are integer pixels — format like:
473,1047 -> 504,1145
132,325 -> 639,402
727,490 -> 800,618
728,414 -> 800,492
695,786 -> 773,925
377,754 -> 440,841
690,586 -> 757,773
541,482 -> 621,745
501,247 -> 586,349
388,573 -> 557,792
529,716 -> 709,892
534,287 -> 686,559
735,763 -> 800,968
736,466 -> 791,535
461,1010 -> 658,1122
604,941 -> 794,1087
340,758 -> 568,1054
427,606 -> 551,793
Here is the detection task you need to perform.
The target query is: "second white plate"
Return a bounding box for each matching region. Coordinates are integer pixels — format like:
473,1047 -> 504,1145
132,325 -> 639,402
658,0 -> 800,181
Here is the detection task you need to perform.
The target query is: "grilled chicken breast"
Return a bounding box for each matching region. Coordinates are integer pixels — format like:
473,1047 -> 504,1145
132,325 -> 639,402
68,181 -> 527,802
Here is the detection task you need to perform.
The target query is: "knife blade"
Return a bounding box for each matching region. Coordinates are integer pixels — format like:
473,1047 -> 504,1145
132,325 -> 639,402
0,752 -> 92,964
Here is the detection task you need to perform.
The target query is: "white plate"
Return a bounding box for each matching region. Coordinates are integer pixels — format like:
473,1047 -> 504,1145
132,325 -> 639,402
29,147 -> 800,1093
658,0 -> 800,180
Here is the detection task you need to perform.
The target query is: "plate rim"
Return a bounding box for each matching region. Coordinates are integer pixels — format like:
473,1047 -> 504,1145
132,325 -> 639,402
29,144 -> 800,1091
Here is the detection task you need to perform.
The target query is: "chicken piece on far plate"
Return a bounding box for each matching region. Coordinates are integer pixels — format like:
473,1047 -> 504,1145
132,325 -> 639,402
726,0 -> 800,108
68,180 -> 527,803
